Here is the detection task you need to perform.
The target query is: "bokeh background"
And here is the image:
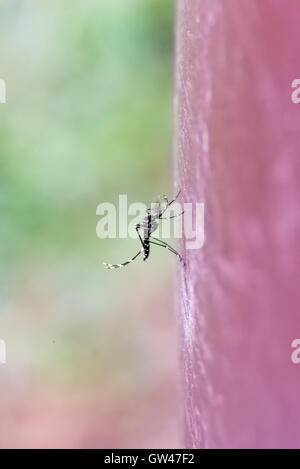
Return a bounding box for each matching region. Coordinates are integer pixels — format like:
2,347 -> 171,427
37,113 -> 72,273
0,0 -> 180,448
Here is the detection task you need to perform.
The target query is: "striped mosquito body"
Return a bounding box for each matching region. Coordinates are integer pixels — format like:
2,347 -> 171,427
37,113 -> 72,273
138,212 -> 159,260
143,237 -> 150,261
103,190 -> 184,269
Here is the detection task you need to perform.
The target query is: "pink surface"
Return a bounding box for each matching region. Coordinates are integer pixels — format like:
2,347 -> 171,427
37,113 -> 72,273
175,0 -> 300,449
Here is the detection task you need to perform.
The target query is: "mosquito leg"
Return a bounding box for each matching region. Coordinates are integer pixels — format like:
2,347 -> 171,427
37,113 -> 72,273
159,211 -> 184,220
103,225 -> 145,269
103,249 -> 143,269
149,240 -> 182,262
166,189 -> 181,208
161,189 -> 182,216
150,236 -> 183,262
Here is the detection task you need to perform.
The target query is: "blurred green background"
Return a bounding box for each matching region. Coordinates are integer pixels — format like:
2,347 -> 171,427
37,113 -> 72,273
0,0 -> 180,448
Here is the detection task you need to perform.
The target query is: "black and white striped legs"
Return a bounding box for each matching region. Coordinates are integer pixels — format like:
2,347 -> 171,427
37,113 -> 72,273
103,248 -> 143,269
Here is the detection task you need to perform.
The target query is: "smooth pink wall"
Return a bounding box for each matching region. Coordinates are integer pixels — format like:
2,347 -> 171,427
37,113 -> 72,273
175,0 -> 300,449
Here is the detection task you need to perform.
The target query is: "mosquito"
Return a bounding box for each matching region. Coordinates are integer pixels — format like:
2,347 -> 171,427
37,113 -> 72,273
103,190 -> 184,269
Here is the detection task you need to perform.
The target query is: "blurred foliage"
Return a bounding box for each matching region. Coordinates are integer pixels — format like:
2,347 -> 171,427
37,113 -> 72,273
0,0 -> 174,273
0,1 -> 179,448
